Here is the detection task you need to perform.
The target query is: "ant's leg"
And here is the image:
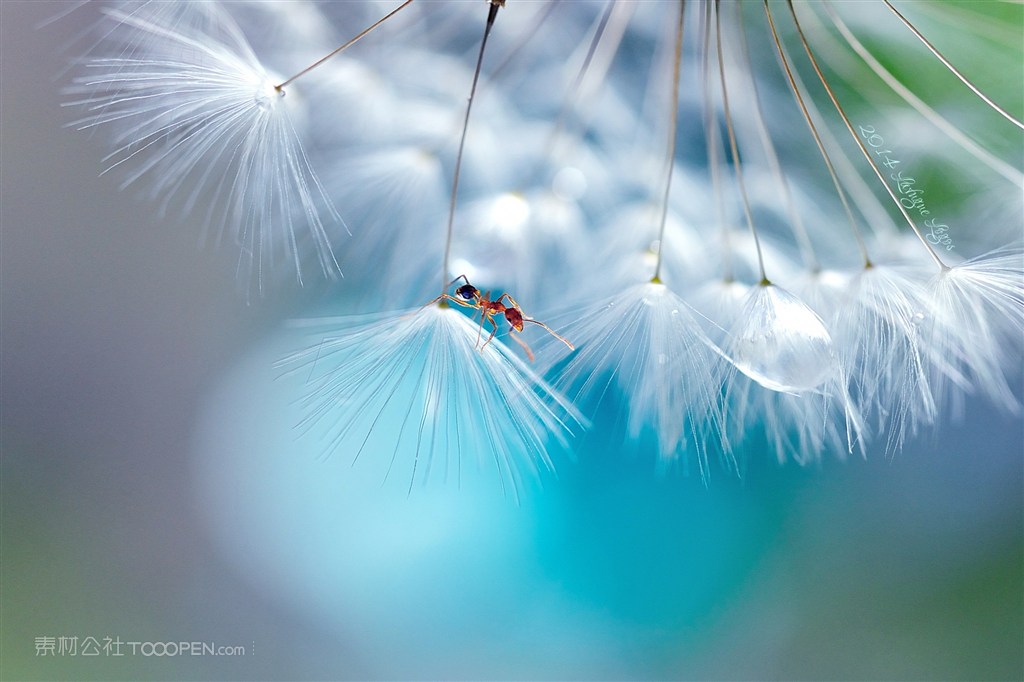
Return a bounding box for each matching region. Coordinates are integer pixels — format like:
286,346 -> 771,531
524,318 -> 575,350
475,310 -> 489,349
409,293 -> 453,318
416,293 -> 472,314
488,292 -> 573,352
422,293 -> 446,308
479,317 -> 500,352
493,292 -> 517,309
445,294 -> 478,310
508,331 -> 536,362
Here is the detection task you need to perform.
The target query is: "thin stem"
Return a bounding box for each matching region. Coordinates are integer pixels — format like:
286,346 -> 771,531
489,0 -> 561,80
821,3 -> 1021,185
531,0 -> 621,173
765,10 -> 895,240
785,0 -> 947,271
504,1 -> 627,191
715,0 -> 768,283
763,0 -> 870,268
441,1 -> 503,293
275,0 -> 415,92
702,1 -> 733,282
550,0 -> 633,157
908,0 -> 1020,50
555,1 -> 617,139
882,0 -> 1023,130
652,0 -> 686,283
734,0 -> 819,273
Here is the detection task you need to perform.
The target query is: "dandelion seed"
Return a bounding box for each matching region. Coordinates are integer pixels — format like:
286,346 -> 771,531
767,1 -> 1022,429
806,263 -> 936,453
924,248 -> 1024,415
545,281 -> 727,477
66,2 -> 342,290
749,0 -> 1018,457
279,304 -> 584,501
698,279 -> 864,464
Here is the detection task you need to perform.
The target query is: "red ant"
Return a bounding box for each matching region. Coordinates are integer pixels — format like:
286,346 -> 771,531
426,275 -> 574,362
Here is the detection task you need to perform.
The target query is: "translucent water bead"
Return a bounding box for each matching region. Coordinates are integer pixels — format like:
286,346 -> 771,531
254,78 -> 283,111
729,283 -> 836,393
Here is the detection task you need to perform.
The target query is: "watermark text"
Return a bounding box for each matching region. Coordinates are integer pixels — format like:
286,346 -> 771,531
858,124 -> 954,251
34,635 -> 251,657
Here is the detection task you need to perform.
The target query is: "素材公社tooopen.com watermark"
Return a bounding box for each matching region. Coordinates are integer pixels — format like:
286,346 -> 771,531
34,635 -> 252,657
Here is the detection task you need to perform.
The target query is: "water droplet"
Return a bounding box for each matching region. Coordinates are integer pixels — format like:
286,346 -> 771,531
254,79 -> 283,111
729,285 -> 835,393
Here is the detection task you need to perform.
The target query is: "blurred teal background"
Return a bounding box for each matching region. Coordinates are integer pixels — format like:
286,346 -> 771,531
2,2 -> 1022,680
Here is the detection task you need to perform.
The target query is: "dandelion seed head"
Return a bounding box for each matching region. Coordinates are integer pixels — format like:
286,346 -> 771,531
67,2 -> 342,289
280,305 -> 585,500
924,248 -> 1024,411
809,263 -> 937,452
714,285 -> 864,464
544,281 -> 726,475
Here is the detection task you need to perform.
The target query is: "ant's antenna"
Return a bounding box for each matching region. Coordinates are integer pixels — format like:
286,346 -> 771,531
440,1 -> 504,295
275,0 -> 415,92
651,0 -> 686,284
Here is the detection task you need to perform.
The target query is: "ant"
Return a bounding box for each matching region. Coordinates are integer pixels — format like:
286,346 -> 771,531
427,275 -> 574,362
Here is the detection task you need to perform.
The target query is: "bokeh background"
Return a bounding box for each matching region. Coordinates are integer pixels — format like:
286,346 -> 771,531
2,1 -> 1022,680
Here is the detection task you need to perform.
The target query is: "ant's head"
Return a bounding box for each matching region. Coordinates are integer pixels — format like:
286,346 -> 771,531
504,307 -> 524,331
455,283 -> 478,301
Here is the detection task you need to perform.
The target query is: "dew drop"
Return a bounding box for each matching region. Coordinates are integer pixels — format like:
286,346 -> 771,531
729,284 -> 835,393
254,79 -> 283,111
